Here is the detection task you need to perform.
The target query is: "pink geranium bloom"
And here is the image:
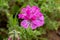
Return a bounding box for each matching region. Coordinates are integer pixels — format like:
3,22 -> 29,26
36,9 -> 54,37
18,5 -> 44,29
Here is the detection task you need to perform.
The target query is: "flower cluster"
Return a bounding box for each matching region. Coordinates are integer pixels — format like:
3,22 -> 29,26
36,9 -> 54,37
18,5 -> 44,29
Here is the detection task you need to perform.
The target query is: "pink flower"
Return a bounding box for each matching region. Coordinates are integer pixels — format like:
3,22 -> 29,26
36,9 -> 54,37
18,5 -> 44,29
8,36 -> 20,40
8,37 -> 12,40
17,37 -> 20,40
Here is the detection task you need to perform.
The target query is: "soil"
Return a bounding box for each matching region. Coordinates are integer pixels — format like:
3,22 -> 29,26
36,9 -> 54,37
47,30 -> 60,40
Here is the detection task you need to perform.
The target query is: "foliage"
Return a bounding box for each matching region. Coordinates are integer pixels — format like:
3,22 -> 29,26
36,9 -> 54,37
0,0 -> 60,40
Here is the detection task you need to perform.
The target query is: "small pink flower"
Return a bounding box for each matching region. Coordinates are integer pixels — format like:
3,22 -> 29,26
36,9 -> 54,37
18,5 -> 44,29
8,36 -> 20,40
8,37 -> 12,40
17,37 -> 20,40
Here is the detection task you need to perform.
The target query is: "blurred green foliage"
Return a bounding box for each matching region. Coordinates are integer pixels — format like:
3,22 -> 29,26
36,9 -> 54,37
0,0 -> 60,40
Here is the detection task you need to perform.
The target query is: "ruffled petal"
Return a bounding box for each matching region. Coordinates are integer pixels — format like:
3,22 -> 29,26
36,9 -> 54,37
21,20 -> 30,29
21,5 -> 31,14
32,20 -> 44,27
30,15 -> 37,20
18,14 -> 26,19
26,5 -> 31,9
30,22 -> 37,29
31,6 -> 40,13
33,10 -> 41,18
26,5 -> 31,17
21,8 -> 26,13
39,16 -> 44,21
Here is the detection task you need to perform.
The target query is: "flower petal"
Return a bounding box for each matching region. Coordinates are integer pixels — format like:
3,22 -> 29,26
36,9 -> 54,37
21,20 -> 30,29
18,14 -> 26,19
26,5 -> 31,9
31,23 -> 37,29
21,8 -> 26,13
26,5 -> 31,16
31,6 -> 40,13
39,16 -> 44,21
32,20 -> 44,27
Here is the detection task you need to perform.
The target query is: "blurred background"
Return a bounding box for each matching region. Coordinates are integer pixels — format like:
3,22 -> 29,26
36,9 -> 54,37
0,0 -> 60,40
